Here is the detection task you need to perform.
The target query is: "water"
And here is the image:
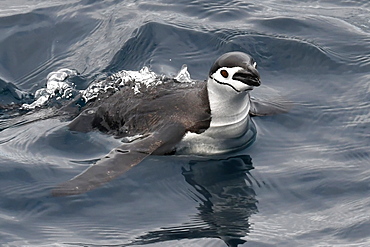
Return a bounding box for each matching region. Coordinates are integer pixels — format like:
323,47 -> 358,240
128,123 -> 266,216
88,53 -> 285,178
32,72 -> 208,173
1,0 -> 370,246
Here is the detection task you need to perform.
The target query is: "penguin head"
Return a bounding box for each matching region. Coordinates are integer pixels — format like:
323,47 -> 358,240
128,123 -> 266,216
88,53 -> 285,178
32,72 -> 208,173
208,52 -> 261,93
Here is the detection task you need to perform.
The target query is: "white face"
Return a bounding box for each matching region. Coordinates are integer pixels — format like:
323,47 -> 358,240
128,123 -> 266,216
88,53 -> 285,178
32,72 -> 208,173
210,64 -> 257,93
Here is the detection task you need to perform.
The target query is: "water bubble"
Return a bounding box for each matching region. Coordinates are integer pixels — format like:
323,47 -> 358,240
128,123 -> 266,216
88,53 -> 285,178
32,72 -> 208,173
22,68 -> 79,110
174,64 -> 192,83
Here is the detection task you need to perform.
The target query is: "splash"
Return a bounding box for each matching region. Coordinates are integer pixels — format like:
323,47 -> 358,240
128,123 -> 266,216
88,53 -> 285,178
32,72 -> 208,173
174,64 -> 192,83
21,65 -> 193,110
82,65 -> 192,102
81,66 -> 162,102
22,69 -> 79,110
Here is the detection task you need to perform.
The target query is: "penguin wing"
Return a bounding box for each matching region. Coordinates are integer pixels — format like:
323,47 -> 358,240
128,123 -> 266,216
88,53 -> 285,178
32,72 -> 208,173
52,123 -> 187,196
249,96 -> 293,116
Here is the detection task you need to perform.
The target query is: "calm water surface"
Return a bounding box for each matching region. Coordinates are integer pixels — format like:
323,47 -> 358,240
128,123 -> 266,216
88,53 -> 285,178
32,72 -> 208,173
0,0 -> 369,246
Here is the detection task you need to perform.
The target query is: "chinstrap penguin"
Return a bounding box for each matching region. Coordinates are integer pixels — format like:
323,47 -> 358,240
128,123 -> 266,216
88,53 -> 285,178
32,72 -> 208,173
52,51 -> 286,196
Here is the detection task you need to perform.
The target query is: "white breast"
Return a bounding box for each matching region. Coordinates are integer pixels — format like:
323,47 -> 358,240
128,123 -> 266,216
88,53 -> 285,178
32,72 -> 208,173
176,78 -> 257,155
177,114 -> 256,155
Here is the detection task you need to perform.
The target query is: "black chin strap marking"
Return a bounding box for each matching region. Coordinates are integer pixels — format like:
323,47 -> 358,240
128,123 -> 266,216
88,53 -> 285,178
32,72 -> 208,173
212,77 -> 241,93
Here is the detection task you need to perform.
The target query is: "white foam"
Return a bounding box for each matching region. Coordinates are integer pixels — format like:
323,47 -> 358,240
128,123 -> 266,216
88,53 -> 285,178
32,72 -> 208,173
22,65 -> 193,109
22,68 -> 78,110
174,64 -> 192,83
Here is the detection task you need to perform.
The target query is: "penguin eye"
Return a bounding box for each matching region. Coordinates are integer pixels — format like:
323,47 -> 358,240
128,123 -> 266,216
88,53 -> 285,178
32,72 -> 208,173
253,62 -> 257,69
220,70 -> 229,78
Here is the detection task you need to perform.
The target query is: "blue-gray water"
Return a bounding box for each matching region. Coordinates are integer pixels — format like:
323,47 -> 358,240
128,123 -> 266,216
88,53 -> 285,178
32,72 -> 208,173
1,1 -> 370,246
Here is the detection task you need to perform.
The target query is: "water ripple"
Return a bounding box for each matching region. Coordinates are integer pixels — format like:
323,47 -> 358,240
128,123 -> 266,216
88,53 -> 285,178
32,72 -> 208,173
0,0 -> 370,246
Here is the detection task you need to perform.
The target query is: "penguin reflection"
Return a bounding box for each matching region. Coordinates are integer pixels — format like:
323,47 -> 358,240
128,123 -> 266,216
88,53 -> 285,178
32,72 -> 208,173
132,155 -> 259,247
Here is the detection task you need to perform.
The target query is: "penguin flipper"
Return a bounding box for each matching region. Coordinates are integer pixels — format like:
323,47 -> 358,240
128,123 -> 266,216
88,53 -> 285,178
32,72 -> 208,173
250,96 -> 293,116
52,123 -> 186,196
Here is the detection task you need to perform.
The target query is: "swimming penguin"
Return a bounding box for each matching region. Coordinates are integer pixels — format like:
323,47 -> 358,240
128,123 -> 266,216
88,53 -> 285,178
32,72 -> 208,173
52,51 -> 288,196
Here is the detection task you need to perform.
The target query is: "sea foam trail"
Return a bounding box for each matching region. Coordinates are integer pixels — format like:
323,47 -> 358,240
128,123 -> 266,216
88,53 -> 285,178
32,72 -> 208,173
21,65 -> 193,110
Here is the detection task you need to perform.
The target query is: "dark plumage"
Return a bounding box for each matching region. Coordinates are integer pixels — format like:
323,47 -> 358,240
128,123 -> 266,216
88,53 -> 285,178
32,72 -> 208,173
69,81 -> 211,139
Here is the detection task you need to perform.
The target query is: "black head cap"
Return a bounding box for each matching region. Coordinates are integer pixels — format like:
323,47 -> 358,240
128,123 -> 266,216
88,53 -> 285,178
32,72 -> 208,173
209,51 -> 257,77
209,51 -> 260,87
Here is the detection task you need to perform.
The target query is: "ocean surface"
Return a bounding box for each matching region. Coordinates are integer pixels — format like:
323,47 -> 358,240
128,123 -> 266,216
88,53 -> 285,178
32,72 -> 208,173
1,0 -> 370,246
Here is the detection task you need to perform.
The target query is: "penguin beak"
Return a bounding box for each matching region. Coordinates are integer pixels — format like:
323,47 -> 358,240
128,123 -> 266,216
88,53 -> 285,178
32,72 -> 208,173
232,66 -> 261,87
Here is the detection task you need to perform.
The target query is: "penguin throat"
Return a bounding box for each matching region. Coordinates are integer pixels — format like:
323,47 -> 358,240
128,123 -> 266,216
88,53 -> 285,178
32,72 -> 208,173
206,78 -> 251,126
